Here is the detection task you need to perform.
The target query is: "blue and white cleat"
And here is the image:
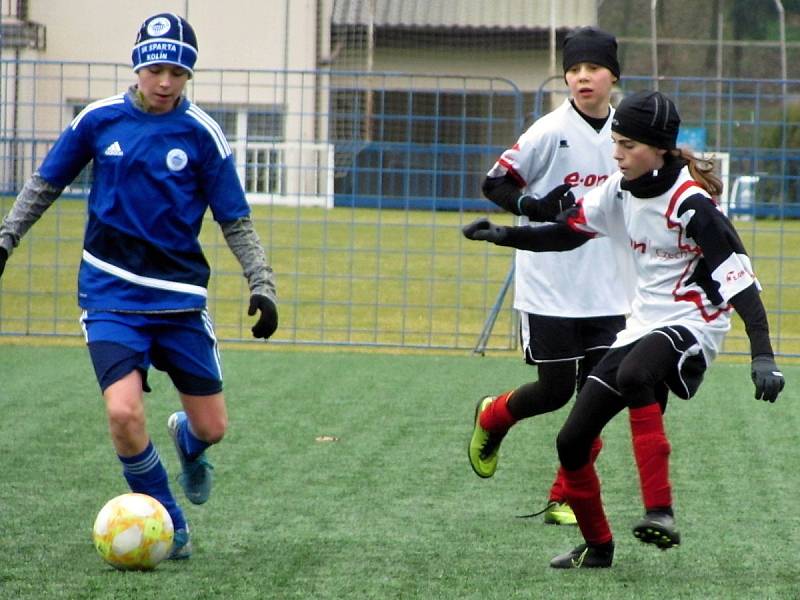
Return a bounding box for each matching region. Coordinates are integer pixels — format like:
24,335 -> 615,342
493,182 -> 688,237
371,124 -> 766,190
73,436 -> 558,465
167,412 -> 214,505
169,527 -> 192,560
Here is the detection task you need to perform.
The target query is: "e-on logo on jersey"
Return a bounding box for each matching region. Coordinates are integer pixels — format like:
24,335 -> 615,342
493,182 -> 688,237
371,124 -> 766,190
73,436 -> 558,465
563,171 -> 609,188
166,148 -> 188,172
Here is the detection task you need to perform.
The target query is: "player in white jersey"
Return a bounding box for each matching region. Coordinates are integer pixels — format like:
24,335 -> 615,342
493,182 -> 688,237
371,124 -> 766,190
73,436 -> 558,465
463,90 -> 785,568
468,27 -> 634,526
0,13 -> 279,560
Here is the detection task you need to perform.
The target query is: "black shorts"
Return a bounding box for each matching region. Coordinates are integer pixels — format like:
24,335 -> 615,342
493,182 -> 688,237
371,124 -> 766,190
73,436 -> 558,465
519,312 -> 626,365
590,325 -> 707,400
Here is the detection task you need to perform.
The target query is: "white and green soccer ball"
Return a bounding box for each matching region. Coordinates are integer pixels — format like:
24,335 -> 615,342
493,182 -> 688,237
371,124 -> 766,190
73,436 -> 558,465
92,493 -> 174,570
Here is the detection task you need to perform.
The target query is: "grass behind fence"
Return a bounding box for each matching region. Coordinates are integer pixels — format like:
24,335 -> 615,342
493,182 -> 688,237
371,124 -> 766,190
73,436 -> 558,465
0,196 -> 798,354
1,343 -> 798,599
0,198 -> 517,349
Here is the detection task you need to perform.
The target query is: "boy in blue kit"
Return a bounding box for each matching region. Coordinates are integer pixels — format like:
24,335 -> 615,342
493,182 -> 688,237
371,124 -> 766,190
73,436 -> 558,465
0,13 -> 278,559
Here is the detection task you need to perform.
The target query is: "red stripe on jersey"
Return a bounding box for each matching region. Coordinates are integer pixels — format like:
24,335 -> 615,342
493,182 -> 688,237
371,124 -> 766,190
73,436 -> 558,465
665,180 -> 703,252
565,200 -> 598,238
665,180 -> 731,322
498,159 -> 527,188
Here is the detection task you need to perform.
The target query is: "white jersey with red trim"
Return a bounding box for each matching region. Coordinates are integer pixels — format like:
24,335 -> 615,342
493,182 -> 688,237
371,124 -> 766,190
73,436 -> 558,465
488,99 -> 633,317
568,167 -> 758,362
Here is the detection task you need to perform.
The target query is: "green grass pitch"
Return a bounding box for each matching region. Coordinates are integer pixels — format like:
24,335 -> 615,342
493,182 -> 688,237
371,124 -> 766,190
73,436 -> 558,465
1,343 -> 797,599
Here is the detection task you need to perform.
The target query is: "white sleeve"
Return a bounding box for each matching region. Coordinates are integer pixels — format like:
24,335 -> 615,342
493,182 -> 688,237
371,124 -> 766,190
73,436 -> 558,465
487,124 -> 557,188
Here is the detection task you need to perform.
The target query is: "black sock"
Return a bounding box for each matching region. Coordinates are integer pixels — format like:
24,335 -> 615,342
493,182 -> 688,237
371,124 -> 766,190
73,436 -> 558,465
590,540 -> 615,553
647,506 -> 674,517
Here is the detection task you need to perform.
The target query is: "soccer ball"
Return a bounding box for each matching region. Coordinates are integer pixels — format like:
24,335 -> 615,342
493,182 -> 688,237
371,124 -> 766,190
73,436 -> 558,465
92,493 -> 174,570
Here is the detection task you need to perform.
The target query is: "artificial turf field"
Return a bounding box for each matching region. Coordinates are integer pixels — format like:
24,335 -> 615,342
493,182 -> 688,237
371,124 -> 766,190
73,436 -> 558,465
1,343 -> 798,599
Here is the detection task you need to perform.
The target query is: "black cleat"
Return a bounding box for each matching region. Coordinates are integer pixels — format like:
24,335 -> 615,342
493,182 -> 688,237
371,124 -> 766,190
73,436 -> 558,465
633,510 -> 681,550
550,542 -> 614,569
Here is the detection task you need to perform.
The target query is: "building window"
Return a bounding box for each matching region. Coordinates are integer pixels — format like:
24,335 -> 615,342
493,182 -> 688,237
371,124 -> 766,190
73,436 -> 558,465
200,105 -> 285,195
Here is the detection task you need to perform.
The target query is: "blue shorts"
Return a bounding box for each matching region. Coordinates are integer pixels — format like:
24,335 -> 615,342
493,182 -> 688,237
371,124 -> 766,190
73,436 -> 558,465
80,310 -> 223,395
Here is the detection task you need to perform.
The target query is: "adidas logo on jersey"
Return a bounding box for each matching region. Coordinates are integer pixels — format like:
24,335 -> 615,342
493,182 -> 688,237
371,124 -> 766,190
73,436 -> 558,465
104,141 -> 123,156
559,139 -> 570,148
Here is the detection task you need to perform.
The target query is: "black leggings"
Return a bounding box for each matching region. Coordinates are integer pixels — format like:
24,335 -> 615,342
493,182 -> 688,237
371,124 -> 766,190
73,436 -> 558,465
506,349 -> 608,419
556,333 -> 679,470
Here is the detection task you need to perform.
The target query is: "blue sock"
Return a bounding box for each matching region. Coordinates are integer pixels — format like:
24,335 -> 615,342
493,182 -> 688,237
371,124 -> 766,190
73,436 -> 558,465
177,412 -> 212,461
119,440 -> 187,531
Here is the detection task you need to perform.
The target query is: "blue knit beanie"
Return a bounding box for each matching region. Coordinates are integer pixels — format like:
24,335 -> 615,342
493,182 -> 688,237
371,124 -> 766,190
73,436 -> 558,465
131,13 -> 198,75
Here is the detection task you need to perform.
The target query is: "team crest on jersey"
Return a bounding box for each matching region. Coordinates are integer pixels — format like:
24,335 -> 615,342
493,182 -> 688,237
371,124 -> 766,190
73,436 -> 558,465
166,148 -> 188,171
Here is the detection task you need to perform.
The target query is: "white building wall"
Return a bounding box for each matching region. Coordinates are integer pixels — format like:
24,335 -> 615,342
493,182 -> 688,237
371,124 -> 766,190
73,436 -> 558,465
23,0 -> 318,73
4,1 -> 597,200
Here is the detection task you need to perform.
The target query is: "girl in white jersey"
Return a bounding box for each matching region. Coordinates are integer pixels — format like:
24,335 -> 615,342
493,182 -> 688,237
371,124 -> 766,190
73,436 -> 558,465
463,90 -> 785,568
469,27 -> 634,526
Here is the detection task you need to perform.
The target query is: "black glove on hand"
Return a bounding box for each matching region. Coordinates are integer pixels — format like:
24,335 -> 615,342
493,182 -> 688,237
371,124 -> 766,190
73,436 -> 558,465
518,183 -> 575,222
462,218 -> 507,244
0,247 -> 7,279
248,294 -> 278,340
751,354 -> 785,402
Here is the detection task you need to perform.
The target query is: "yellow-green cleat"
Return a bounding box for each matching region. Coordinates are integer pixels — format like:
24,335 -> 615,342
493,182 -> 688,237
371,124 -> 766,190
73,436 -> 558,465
468,396 -> 505,478
543,501 -> 578,525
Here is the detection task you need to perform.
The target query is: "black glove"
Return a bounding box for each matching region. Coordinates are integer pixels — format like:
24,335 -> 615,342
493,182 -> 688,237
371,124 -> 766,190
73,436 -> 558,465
751,354 -> 785,402
0,247 -> 7,279
248,294 -> 278,340
462,218 -> 507,244
518,183 -> 575,222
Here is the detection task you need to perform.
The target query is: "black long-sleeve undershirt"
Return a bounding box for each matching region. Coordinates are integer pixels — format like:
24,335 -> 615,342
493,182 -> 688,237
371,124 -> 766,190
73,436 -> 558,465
679,194 -> 774,358
482,175 -> 525,215
482,175 -> 570,222
729,284 -> 774,357
494,222 -> 591,252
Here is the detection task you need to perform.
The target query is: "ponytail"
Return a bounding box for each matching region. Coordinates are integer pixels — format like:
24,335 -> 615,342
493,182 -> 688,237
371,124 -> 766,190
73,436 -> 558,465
671,148 -> 723,197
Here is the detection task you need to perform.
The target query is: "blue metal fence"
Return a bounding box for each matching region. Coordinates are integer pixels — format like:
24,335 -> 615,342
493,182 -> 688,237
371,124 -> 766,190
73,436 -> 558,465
0,60 -> 798,355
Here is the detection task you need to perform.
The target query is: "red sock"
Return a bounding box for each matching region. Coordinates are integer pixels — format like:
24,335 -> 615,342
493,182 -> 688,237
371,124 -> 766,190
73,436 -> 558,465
562,461 -> 612,545
630,403 -> 672,510
550,436 -> 603,503
478,391 -> 516,433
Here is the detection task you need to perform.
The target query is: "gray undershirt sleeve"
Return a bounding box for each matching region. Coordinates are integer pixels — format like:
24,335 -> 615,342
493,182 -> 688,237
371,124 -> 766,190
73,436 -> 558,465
220,216 -> 277,304
0,172 -> 64,255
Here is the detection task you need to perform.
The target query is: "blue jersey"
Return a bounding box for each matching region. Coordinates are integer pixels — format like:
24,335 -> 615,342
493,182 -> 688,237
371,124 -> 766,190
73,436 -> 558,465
38,92 -> 250,312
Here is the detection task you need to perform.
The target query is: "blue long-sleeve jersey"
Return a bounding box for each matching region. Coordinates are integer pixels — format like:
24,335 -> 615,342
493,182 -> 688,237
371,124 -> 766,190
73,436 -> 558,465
38,92 -> 250,312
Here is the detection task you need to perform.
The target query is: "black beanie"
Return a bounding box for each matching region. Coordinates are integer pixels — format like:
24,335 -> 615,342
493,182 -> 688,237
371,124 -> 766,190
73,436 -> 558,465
562,27 -> 620,80
612,91 -> 681,149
